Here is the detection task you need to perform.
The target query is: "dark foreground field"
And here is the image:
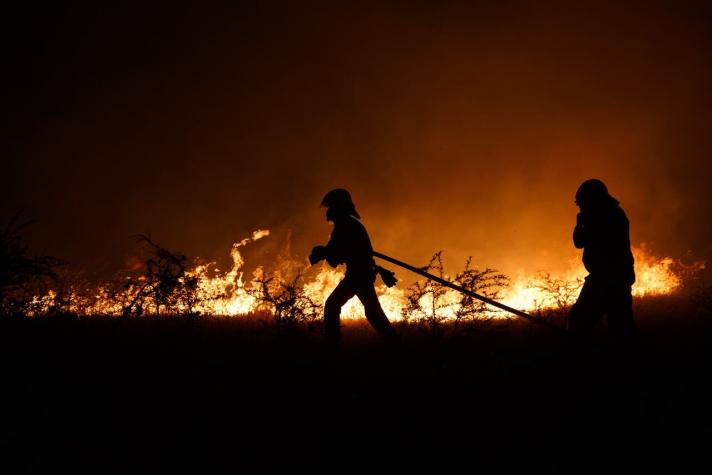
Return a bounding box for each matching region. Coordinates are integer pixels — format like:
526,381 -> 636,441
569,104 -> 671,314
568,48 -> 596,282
2,300 -> 711,474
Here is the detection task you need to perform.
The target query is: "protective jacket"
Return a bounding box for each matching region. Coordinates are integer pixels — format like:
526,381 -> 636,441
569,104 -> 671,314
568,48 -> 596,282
574,202 -> 635,285
324,215 -> 375,279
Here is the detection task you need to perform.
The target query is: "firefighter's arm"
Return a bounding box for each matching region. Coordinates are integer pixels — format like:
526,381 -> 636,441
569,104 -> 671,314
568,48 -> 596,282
322,230 -> 346,268
323,240 -> 342,267
308,237 -> 342,267
573,212 -> 587,249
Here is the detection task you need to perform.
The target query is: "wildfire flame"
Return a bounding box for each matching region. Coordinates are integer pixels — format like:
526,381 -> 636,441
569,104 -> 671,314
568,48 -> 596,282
29,230 -> 704,320
499,245 -> 705,313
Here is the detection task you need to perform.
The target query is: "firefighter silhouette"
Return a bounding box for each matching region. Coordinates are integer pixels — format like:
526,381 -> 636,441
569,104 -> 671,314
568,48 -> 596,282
568,179 -> 637,350
309,189 -> 399,347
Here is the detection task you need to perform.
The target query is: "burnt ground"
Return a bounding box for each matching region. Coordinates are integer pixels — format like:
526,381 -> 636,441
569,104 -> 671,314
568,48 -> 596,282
1,302 -> 711,474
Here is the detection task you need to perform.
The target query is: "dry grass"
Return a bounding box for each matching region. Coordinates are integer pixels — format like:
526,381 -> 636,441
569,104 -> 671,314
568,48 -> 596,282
1,290 -> 710,473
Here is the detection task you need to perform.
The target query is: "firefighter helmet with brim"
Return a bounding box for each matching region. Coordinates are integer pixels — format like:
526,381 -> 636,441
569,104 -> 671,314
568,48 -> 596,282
321,188 -> 360,219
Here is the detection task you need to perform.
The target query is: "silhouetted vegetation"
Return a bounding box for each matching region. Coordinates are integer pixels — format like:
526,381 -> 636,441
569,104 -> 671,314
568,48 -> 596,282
122,235 -> 201,317
530,271 -> 583,314
1,292 -> 710,473
402,251 -> 509,341
250,270 -> 321,332
0,233 -> 707,472
0,215 -> 63,315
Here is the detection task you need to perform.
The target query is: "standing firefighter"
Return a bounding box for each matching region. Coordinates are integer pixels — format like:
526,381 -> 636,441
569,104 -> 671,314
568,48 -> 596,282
568,179 -> 637,351
309,189 -> 399,347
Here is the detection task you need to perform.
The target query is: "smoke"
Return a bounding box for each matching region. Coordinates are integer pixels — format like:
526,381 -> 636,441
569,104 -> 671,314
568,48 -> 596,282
3,2 -> 711,281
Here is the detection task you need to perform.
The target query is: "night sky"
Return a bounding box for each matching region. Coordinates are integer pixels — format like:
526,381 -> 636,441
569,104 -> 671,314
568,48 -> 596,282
3,1 -> 712,280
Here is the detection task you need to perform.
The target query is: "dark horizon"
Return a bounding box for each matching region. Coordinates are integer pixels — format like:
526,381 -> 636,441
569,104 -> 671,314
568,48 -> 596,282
3,1 -> 712,281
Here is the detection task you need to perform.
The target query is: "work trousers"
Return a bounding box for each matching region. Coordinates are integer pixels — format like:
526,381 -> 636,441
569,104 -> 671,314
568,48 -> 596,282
568,274 -> 637,351
324,273 -> 398,345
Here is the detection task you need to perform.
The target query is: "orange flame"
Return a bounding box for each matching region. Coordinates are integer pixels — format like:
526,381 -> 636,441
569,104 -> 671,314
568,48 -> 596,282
29,230 -> 703,319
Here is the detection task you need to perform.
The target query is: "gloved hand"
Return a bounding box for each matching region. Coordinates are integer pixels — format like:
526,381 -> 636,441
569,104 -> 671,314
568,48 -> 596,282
309,245 -> 327,265
376,266 -> 397,288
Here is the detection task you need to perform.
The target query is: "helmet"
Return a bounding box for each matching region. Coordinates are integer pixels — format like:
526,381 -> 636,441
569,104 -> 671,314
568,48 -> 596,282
321,188 -> 360,218
575,179 -> 618,206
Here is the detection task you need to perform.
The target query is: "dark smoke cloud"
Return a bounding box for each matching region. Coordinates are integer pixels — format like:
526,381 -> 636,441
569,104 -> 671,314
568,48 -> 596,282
3,1 -> 711,280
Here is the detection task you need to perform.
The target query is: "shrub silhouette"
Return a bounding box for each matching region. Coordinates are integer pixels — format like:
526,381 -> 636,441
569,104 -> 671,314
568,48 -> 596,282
529,271 -> 582,314
122,235 -> 200,317
402,251 -> 509,341
451,256 -> 509,333
0,215 -> 63,315
250,270 -> 321,333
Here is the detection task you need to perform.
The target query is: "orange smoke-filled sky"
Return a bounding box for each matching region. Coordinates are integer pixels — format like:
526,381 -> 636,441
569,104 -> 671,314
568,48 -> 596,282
2,1 -> 711,280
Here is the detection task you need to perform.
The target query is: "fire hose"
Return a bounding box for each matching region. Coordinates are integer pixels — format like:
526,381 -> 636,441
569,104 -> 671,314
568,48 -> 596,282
373,251 -> 566,332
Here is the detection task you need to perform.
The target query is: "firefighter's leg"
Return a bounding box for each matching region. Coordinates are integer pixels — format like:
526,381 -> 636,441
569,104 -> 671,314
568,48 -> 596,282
605,284 -> 637,351
357,283 -> 399,345
567,278 -> 604,353
324,278 -> 356,345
